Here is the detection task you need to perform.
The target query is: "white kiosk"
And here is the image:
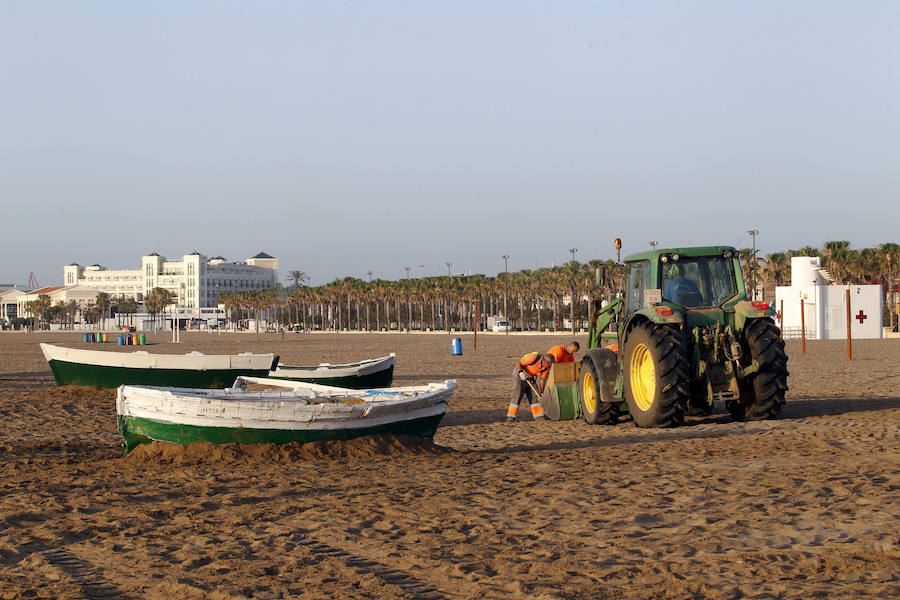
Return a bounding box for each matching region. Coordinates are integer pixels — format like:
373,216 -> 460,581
774,257 -> 882,340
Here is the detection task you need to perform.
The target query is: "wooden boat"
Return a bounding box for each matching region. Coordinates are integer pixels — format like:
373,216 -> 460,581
270,353 -> 395,389
40,343 -> 279,389
115,376 -> 456,453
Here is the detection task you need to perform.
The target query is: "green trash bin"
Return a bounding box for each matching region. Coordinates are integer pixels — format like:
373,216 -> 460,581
138,333 -> 146,345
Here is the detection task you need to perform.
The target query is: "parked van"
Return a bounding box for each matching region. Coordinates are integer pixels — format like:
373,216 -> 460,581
491,320 -> 511,332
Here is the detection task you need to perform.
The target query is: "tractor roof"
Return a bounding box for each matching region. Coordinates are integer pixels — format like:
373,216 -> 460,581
622,246 -> 738,263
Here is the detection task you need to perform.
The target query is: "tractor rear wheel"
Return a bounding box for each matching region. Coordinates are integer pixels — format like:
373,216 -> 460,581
731,319 -> 789,421
622,322 -> 689,428
580,356 -> 616,425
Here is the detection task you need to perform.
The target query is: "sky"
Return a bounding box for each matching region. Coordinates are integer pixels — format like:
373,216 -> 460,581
1,1 -> 898,287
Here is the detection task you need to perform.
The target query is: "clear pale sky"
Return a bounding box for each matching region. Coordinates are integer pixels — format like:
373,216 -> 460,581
2,2 -> 898,286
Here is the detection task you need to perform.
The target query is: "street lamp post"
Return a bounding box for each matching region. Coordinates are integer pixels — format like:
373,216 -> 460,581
748,229 -> 760,300
568,248 -> 578,334
649,241 -> 658,250
502,254 -> 509,336
404,265 -> 411,333
445,262 -> 452,331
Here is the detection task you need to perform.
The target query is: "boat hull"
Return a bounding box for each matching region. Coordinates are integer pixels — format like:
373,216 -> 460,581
40,343 -> 278,389
48,359 -> 272,389
271,354 -> 394,389
271,365 -> 393,389
117,412 -> 443,452
115,378 -> 455,453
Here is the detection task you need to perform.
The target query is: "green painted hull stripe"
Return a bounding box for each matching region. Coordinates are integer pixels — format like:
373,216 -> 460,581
274,366 -> 393,389
48,359 -> 271,389
117,412 -> 444,453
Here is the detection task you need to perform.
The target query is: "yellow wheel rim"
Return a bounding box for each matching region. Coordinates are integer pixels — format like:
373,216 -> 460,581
582,371 -> 597,415
630,343 -> 656,411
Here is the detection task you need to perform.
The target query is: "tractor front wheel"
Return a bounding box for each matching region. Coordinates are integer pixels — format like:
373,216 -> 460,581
731,319 -> 788,421
622,322 -> 689,428
580,356 -> 616,425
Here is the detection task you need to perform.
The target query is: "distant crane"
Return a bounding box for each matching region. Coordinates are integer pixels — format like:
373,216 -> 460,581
27,272 -> 39,289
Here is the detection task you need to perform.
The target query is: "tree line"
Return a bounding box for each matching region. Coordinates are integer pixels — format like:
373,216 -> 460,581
225,241 -> 899,332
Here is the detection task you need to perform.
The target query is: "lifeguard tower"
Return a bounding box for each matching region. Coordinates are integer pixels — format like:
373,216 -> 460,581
774,257 -> 882,340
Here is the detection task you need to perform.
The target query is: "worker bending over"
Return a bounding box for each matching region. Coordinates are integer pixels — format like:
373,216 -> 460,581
546,342 -> 579,364
507,353 -> 555,421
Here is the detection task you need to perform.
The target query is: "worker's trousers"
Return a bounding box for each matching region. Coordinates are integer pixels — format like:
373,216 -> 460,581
507,372 -> 546,420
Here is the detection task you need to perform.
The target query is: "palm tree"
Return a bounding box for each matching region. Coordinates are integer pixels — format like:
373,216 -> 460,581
822,240 -> 853,284
95,292 -> 111,329
878,243 -> 900,329
145,287 -> 173,330
117,297 -> 139,327
26,294 -> 53,330
789,246 -> 820,258
286,270 -> 310,288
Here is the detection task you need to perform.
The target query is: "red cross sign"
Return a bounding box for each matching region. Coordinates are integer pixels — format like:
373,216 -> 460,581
855,310 -> 867,324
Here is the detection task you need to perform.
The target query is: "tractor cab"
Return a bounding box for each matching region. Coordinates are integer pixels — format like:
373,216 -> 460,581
622,247 -> 745,320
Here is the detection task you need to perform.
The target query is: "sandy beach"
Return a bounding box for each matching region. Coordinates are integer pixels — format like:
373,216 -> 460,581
0,330 -> 898,599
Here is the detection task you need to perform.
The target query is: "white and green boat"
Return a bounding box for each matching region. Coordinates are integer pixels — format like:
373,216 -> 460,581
40,343 -> 279,389
115,376 -> 456,453
270,353 -> 395,389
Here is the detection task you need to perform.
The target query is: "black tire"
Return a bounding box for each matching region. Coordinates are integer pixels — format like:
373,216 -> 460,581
731,319 -> 789,421
622,322 -> 689,428
580,354 -> 617,425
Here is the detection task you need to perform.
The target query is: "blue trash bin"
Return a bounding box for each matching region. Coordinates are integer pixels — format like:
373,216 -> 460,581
83,333 -> 90,343
117,334 -> 125,346
451,337 -> 463,355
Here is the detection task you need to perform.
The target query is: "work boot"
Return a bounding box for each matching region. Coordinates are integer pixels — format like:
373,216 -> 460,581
504,416 -> 517,423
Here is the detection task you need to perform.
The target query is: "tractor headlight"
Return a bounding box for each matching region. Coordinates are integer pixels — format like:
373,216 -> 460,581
661,255 -> 669,263
672,254 -> 680,261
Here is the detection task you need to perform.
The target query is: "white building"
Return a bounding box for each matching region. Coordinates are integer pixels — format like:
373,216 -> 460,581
774,257 -> 883,340
63,251 -> 278,310
0,285 -> 100,327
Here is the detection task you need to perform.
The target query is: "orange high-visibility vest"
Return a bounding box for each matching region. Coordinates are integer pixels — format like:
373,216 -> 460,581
519,352 -> 550,379
546,345 -> 574,364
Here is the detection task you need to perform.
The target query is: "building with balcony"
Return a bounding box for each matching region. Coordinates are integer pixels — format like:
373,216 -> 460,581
63,251 -> 278,309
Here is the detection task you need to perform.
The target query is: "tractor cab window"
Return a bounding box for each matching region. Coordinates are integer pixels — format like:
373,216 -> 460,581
626,262 -> 651,313
662,256 -> 737,307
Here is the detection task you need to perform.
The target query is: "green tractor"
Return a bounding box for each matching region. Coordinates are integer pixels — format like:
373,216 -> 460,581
578,245 -> 788,427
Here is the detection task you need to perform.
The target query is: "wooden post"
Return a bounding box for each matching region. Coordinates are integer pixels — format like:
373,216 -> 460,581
473,301 -> 478,352
846,288 -> 852,361
800,298 -> 806,355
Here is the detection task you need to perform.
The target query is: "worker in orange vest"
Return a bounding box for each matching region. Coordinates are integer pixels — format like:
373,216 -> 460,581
546,342 -> 579,364
507,352 -> 555,421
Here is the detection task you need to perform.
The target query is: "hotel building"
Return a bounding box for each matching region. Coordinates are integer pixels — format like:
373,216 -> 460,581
63,251 -> 279,309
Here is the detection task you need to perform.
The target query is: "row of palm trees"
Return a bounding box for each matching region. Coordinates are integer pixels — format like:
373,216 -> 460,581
219,241 -> 899,332
747,242 -> 900,290
25,289 -> 168,330
20,241 -> 899,332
